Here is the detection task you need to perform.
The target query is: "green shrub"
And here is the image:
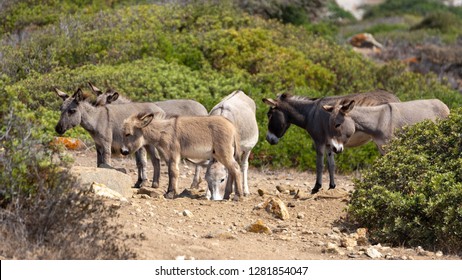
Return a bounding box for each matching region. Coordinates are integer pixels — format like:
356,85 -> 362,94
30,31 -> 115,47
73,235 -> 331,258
411,11 -> 462,33
0,101 -> 137,259
363,0 -> 462,19
348,109 -> 462,253
2,1 -> 462,173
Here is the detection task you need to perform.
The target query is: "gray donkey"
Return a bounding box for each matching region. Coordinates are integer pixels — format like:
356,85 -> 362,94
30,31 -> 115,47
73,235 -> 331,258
87,82 -> 209,188
263,90 -> 400,194
205,90 -> 259,200
54,88 -> 165,188
323,98 -> 450,154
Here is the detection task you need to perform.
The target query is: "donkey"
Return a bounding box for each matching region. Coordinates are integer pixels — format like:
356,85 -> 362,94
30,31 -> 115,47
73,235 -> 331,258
88,82 -> 209,188
262,90 -> 400,194
205,90 -> 259,200
54,88 -> 165,188
121,113 -> 243,201
323,99 -> 450,154
88,82 -> 208,118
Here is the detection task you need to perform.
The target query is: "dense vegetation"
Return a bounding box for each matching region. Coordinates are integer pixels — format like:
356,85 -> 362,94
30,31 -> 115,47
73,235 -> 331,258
348,110 -> 462,253
1,0 -> 462,257
2,0 -> 461,172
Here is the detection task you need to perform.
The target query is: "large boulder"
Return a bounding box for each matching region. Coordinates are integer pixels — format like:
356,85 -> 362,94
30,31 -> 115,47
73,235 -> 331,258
70,166 -> 134,197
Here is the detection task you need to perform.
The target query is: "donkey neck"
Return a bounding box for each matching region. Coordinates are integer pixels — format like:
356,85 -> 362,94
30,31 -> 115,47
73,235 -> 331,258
143,117 -> 176,142
79,101 -> 106,133
282,98 -> 317,128
349,105 -> 390,134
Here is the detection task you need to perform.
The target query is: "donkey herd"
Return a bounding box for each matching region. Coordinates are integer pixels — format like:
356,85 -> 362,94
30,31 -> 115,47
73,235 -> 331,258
54,83 -> 450,201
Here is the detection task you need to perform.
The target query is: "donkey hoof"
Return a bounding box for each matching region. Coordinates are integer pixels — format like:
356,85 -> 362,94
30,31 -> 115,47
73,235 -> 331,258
134,179 -> 149,189
311,187 -> 321,194
164,191 -> 176,199
233,195 -> 240,202
328,184 -> 336,190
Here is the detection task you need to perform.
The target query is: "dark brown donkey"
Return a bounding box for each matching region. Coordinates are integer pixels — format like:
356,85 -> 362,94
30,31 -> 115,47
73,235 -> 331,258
262,90 -> 400,194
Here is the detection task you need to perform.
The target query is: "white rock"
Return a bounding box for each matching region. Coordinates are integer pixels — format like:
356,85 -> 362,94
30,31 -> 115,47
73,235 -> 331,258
366,247 -> 382,259
183,210 -> 194,217
90,182 -> 128,202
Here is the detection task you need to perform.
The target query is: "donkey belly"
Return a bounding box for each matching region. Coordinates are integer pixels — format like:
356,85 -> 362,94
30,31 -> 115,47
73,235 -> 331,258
345,131 -> 372,147
181,144 -> 213,160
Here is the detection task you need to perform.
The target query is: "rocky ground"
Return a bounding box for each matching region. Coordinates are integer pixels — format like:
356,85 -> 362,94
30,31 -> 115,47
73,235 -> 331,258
69,148 -> 460,260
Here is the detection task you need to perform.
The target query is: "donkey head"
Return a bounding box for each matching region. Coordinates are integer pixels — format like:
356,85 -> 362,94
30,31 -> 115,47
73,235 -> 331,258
88,82 -> 120,106
262,94 -> 293,145
205,159 -> 228,201
54,88 -> 86,135
323,99 -> 356,153
121,111 -> 163,156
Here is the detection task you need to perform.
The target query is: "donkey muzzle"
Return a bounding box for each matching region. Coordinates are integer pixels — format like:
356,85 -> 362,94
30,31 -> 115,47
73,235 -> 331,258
120,147 -> 130,156
55,124 -> 65,135
266,131 -> 280,145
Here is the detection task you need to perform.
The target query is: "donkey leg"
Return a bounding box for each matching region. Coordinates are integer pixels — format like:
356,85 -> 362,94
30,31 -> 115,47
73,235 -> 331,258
223,176 -> 233,200
98,144 -> 117,170
190,164 -> 202,189
134,147 -> 149,188
326,148 -> 336,190
240,150 -> 251,196
165,156 -> 180,199
312,144 -> 325,194
146,145 -> 161,188
95,143 -> 104,167
222,159 -> 243,201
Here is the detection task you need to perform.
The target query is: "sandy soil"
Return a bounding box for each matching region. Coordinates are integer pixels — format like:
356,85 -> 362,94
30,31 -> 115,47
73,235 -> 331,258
70,149 -> 460,260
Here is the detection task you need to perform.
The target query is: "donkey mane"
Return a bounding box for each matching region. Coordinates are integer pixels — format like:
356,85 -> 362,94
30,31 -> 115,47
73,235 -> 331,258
278,93 -> 320,103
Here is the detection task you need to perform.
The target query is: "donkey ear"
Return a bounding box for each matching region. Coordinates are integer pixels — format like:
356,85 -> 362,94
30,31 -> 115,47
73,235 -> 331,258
54,88 -> 69,101
137,112 -> 155,128
322,105 -> 335,112
262,98 -> 277,107
106,91 -> 119,103
73,88 -> 85,103
340,100 -> 355,113
88,82 -> 103,95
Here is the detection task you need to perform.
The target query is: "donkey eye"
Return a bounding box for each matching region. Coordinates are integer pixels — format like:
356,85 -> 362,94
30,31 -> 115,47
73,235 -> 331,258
335,124 -> 341,128
220,178 -> 225,183
68,108 -> 76,114
125,133 -> 131,137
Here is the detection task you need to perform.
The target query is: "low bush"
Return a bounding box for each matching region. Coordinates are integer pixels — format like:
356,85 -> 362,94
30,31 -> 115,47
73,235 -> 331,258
0,93 -> 136,259
348,109 -> 462,253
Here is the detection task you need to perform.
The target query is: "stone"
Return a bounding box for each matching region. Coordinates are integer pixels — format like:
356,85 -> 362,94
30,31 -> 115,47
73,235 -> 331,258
246,220 -> 272,234
183,210 -> 194,218
356,228 -> 369,246
340,237 -> 357,248
90,182 -> 128,202
297,212 -> 306,219
264,197 -> 290,220
435,251 -> 443,257
276,185 -> 289,194
257,189 -> 265,196
323,243 -> 342,255
365,247 -> 382,259
70,166 -> 133,197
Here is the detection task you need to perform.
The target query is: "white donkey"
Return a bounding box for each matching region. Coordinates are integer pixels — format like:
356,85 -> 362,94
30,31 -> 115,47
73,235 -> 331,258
205,90 -> 259,200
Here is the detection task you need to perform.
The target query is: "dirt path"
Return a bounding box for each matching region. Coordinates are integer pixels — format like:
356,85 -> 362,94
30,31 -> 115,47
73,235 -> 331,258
70,149 -> 459,260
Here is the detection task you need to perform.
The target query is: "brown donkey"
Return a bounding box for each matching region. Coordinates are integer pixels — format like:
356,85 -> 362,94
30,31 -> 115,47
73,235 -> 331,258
121,113 -> 243,201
